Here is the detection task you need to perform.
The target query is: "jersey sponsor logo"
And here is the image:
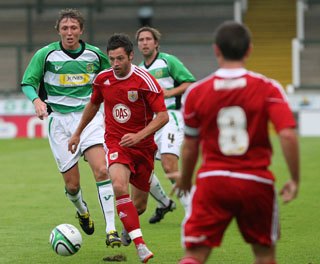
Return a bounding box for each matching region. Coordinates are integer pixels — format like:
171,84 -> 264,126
155,69 -> 163,78
214,78 -> 246,90
104,79 -> 110,85
128,90 -> 138,102
112,104 -> 131,123
110,152 -> 118,160
59,74 -> 90,85
86,63 -> 94,73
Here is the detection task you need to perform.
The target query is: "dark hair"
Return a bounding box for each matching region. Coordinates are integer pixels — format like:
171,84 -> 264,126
55,8 -> 85,31
107,34 -> 133,56
214,21 -> 251,60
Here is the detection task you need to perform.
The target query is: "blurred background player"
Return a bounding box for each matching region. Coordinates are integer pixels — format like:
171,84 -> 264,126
21,8 -> 121,247
68,33 -> 169,263
136,26 -> 196,224
171,21 -> 300,264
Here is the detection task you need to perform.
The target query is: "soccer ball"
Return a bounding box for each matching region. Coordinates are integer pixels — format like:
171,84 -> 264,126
49,224 -> 82,256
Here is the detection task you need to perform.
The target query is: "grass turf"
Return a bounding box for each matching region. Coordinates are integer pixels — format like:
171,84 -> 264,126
0,137 -> 319,263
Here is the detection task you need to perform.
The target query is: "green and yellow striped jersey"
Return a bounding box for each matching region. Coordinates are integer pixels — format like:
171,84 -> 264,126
22,41 -> 110,113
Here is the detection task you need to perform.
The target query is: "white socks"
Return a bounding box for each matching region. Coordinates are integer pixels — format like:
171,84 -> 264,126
150,173 -> 171,208
65,188 -> 88,214
96,180 -> 116,233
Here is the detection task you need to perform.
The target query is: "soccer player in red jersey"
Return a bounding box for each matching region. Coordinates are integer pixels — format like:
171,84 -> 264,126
170,21 -> 300,264
68,33 -> 168,263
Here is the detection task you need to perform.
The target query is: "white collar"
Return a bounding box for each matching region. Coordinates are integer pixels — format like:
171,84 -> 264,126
215,68 -> 247,78
114,64 -> 135,80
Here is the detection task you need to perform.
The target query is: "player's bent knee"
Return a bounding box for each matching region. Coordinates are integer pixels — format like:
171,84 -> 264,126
133,198 -> 147,215
161,157 -> 178,174
112,183 -> 128,197
136,205 -> 146,215
94,166 -> 108,182
65,185 -> 80,195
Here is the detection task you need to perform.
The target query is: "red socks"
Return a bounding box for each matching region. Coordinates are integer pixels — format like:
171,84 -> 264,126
116,194 -> 145,246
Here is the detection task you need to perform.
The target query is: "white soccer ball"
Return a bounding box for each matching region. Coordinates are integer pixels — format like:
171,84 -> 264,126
49,224 -> 82,256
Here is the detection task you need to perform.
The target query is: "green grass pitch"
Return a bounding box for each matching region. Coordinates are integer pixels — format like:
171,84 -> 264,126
0,137 -> 319,263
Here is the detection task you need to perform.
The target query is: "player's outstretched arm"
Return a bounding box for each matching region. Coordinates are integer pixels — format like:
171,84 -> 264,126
278,128 -> 300,203
68,102 -> 100,154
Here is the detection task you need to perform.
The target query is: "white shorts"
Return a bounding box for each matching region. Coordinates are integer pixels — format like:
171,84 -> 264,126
155,110 -> 184,160
48,111 -> 105,173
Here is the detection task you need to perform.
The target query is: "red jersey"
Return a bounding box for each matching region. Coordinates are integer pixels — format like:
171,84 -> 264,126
91,64 -> 167,148
183,68 -> 296,181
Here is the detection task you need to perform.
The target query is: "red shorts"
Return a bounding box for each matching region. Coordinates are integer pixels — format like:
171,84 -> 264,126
105,144 -> 157,192
183,173 -> 279,249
